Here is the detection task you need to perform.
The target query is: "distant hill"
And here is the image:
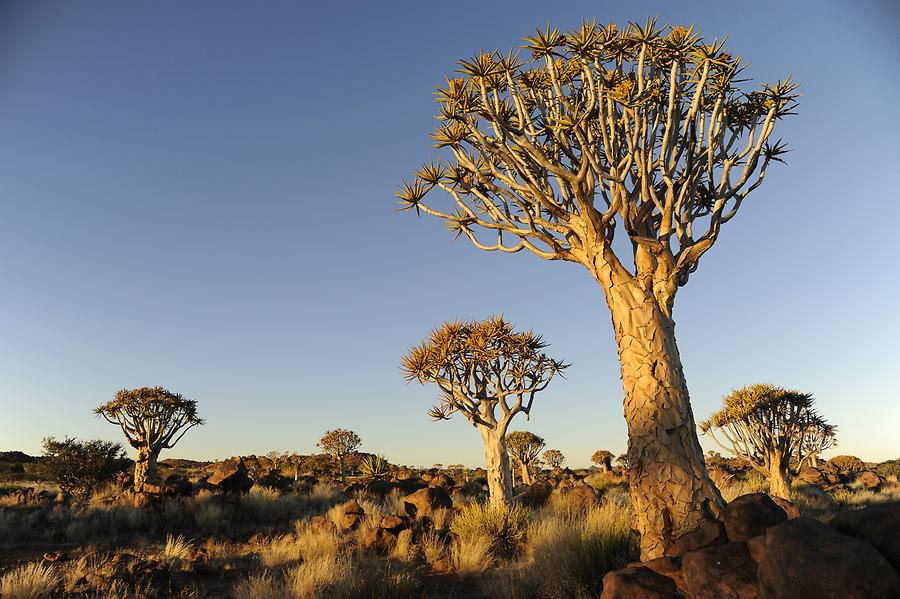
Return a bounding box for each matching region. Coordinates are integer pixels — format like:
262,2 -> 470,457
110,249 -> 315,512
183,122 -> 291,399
0,451 -> 36,463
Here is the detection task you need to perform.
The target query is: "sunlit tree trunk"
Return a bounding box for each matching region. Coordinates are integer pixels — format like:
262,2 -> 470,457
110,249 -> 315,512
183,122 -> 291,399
480,427 -> 513,506
768,455 -> 792,500
597,252 -> 724,559
133,447 -> 159,490
520,462 -> 533,485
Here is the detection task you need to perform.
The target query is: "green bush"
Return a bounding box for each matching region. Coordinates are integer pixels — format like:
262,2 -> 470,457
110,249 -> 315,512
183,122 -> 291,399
41,437 -> 128,497
450,502 -> 529,559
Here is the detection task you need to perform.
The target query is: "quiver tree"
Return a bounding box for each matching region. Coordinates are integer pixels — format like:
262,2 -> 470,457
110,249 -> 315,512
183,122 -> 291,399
317,429 -> 361,483
543,449 -> 566,469
592,449 -> 614,472
397,19 -> 798,557
401,316 -> 566,506
700,384 -> 835,499
796,419 -> 837,471
95,386 -> 203,490
507,431 -> 546,485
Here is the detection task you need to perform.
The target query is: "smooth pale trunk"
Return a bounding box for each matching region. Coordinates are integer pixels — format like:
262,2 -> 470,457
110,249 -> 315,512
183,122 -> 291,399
133,447 -> 159,490
606,285 -> 724,560
520,462 -> 533,485
480,427 -> 514,506
768,458 -> 792,500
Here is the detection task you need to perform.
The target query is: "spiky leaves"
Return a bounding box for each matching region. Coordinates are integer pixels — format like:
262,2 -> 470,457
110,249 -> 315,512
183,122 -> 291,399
94,386 -> 203,451
401,316 -> 567,431
398,20 -> 798,295
700,384 -> 836,478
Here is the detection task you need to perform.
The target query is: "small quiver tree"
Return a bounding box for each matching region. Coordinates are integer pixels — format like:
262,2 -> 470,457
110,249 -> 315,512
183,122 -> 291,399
41,437 -> 129,499
95,386 -> 203,491
543,449 -> 566,469
507,431 -> 546,485
700,384 -> 835,500
398,19 -> 798,558
317,429 -> 361,483
592,449 -> 614,472
401,316 -> 566,506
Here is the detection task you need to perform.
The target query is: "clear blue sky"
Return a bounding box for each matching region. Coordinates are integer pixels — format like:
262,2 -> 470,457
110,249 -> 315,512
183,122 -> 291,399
1,1 -> 898,468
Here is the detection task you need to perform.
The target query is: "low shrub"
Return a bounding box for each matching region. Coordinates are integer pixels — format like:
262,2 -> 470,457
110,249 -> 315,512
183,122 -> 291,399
450,502 -> 529,559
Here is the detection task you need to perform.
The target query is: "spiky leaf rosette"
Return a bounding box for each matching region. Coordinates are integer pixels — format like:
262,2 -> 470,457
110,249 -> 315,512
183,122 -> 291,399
94,386 -> 203,450
401,316 -> 567,428
398,19 -> 798,294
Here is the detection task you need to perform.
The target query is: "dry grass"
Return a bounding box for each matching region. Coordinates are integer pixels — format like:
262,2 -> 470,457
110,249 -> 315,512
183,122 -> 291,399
0,562 -> 60,599
450,502 -> 529,559
390,529 -> 416,563
419,530 -> 446,566
163,534 -> 194,563
452,535 -> 493,575
286,553 -> 354,598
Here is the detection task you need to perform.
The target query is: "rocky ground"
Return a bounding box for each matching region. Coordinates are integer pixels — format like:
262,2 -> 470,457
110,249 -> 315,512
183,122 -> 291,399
0,452 -> 898,598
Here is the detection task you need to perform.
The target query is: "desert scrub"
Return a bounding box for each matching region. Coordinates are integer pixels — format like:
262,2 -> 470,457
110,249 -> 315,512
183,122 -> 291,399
451,535 -> 494,575
0,562 -> 60,599
450,502 -> 529,559
791,485 -> 839,521
526,501 -> 637,598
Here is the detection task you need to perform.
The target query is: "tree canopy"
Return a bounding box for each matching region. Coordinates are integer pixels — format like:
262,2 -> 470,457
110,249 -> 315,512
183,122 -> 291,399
94,386 -> 203,450
398,19 -> 797,305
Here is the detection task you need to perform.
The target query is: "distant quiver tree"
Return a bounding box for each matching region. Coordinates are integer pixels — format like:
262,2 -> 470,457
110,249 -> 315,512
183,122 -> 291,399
700,384 -> 836,499
401,316 -> 566,505
94,386 -> 203,490
543,449 -> 566,469
507,431 -> 546,485
397,18 -> 798,557
317,429 -> 361,483
592,449 -> 614,472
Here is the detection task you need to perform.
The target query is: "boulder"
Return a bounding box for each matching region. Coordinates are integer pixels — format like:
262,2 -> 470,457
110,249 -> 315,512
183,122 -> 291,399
428,473 -> 455,491
163,475 -> 193,497
796,467 -> 827,487
340,500 -> 365,530
563,483 -> 599,509
357,526 -> 395,554
600,565 -> 682,599
720,493 -> 787,542
364,479 -> 396,497
255,471 -> 293,493
516,480 -> 553,508
403,486 -> 452,518
754,518 -> 900,599
379,515 -> 407,532
208,457 -> 254,494
665,518 -> 726,558
770,497 -> 801,519
830,503 -> 900,571
681,542 -> 761,599
854,470 -> 883,491
395,477 -> 428,495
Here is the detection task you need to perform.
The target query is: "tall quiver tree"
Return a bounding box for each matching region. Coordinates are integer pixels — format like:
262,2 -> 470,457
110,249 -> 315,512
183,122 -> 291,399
507,431 -> 545,485
95,386 -> 203,490
397,19 -> 798,558
401,317 -> 566,506
317,429 -> 361,483
700,384 -> 836,499
592,449 -> 614,472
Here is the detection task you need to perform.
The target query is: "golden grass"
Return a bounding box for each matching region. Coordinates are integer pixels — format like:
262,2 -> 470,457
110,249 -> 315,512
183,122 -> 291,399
452,535 -> 493,575
0,562 -> 59,599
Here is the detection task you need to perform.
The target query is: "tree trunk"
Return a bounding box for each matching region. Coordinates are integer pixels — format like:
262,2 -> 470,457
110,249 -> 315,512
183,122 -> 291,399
604,279 -> 724,560
768,459 -> 792,500
133,447 -> 159,491
480,427 -> 513,506
521,462 -> 533,485
339,456 -> 346,484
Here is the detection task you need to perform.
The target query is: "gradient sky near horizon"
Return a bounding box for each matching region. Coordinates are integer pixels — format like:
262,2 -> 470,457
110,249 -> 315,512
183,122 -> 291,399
1,1 -> 898,468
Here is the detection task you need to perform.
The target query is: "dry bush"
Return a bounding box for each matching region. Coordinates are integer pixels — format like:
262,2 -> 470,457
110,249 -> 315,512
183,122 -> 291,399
418,530 -> 446,566
0,562 -> 60,599
450,503 -> 529,559
390,529 -> 415,563
286,553 -> 354,598
163,534 -> 194,568
526,501 -> 637,598
234,572 -> 285,599
430,507 -> 451,531
259,534 -> 304,567
452,535 -> 493,575
295,522 -> 341,559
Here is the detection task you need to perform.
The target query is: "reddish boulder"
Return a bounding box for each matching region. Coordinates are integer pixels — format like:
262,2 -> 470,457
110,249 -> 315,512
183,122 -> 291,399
681,542 -> 761,599
403,486 -> 452,518
163,475 -> 193,497
770,497 -> 800,519
854,470 -> 883,491
796,467 -> 827,487
395,477 -> 428,495
563,483 -> 599,509
340,500 -> 365,530
208,457 -> 254,494
720,493 -> 787,542
357,526 -> 395,554
665,518 -> 726,558
830,503 -> 900,571
516,480 -> 553,508
428,473 -> 455,491
755,518 -> 900,599
379,515 -> 407,532
600,565 -> 681,599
